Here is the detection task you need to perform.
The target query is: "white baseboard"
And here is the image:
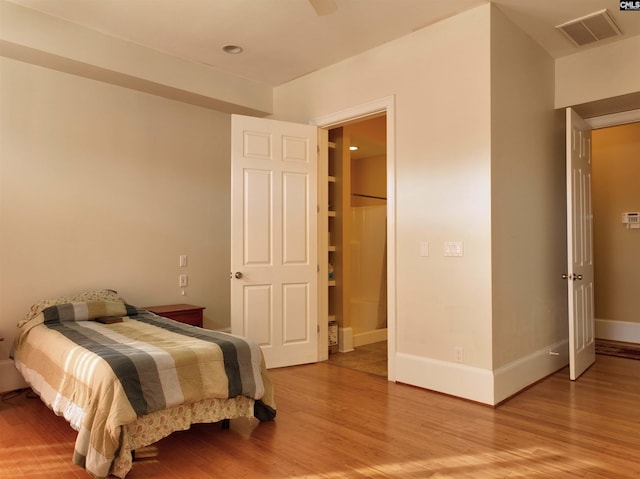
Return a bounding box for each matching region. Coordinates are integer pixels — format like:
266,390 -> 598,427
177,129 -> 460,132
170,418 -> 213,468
353,328 -> 387,347
595,319 -> 640,344
0,359 -> 28,394
493,339 -> 569,404
395,352 -> 495,405
338,327 -> 354,352
395,339 -> 570,406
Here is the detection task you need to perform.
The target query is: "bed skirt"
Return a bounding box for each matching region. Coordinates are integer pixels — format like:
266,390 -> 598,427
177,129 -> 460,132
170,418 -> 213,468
113,395 -> 256,477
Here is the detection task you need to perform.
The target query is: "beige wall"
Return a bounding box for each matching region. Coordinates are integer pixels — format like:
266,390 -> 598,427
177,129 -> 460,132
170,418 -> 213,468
349,116 -> 387,207
278,5 -> 494,375
489,6 -> 567,370
274,4 -> 568,403
275,5 -> 498,403
555,35 -> 640,109
0,57 -> 232,364
351,155 -> 386,207
592,122 -> 640,325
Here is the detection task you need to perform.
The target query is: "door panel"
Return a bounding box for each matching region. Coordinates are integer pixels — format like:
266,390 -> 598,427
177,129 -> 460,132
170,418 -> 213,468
283,283 -> 309,342
244,284 -> 272,345
283,172 -> 309,264
231,114 -> 318,369
244,169 -> 272,265
566,108 -> 595,381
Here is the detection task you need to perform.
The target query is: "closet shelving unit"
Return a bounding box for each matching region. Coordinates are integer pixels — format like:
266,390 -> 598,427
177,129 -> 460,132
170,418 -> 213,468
327,142 -> 338,353
319,127 -> 350,359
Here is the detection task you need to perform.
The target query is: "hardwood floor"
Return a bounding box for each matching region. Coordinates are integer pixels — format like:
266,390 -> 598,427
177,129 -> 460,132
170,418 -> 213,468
1,355 -> 639,478
326,341 -> 387,377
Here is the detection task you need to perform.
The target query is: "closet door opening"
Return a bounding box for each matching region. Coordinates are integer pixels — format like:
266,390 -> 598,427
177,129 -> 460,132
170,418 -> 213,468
326,114 -> 388,378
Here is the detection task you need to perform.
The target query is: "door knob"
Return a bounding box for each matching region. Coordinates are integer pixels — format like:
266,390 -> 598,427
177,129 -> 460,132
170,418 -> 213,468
562,274 -> 569,279
573,274 -> 583,281
234,272 -> 243,279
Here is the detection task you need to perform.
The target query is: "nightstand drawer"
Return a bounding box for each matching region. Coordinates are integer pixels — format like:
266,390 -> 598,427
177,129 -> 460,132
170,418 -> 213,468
144,304 -> 205,328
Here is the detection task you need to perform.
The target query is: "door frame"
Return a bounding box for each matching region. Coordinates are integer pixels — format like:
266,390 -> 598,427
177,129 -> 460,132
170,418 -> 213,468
584,108 -> 640,129
311,95 -> 397,381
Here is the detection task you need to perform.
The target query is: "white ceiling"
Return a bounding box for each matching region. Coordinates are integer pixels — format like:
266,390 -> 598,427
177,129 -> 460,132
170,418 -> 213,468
8,0 -> 640,86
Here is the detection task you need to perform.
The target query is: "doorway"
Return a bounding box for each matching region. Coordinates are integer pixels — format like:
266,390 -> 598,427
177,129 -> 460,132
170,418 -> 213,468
312,95 -> 396,380
325,115 -> 388,377
591,121 -> 640,344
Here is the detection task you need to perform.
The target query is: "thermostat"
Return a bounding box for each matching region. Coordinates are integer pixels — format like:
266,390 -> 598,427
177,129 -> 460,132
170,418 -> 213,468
622,212 -> 640,229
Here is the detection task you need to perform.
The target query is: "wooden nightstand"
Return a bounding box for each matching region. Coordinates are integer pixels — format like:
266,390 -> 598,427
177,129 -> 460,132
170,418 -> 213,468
144,304 -> 205,327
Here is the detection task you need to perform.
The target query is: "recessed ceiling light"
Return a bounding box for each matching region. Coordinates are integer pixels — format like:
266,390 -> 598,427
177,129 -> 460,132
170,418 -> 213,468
222,45 -> 243,54
349,146 -> 359,151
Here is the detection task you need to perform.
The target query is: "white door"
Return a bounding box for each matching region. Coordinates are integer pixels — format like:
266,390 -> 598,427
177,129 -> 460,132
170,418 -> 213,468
230,114 -> 318,369
565,108 -> 595,380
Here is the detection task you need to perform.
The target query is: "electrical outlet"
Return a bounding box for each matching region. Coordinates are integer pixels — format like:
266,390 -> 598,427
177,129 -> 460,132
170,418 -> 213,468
454,347 -> 464,362
179,274 -> 188,287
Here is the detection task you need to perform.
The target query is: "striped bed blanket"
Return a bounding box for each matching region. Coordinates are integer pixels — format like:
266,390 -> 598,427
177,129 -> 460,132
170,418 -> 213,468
12,299 -> 276,478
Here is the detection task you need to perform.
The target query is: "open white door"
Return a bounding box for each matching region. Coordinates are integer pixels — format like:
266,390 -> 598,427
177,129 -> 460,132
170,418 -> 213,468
565,108 -> 595,380
230,114 -> 318,369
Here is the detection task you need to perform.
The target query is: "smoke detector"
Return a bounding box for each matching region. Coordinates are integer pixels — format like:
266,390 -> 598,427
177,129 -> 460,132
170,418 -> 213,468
556,9 -> 622,47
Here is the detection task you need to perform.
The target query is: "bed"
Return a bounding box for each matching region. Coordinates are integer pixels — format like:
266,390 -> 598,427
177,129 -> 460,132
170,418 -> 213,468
11,289 -> 276,478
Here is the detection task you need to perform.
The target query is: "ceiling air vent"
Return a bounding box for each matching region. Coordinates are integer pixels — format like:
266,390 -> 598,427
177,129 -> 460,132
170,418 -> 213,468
556,9 -> 622,47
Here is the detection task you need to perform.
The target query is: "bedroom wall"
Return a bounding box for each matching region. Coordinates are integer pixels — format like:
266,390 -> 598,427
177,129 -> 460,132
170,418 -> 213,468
555,34 -> 640,343
0,57 -> 232,389
555,35 -> 640,109
275,5 -> 496,403
274,4 -> 568,404
489,6 -> 567,401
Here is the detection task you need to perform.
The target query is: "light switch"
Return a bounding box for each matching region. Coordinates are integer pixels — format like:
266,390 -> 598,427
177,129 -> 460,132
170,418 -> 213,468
179,255 -> 188,267
444,241 -> 463,257
420,241 -> 429,257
